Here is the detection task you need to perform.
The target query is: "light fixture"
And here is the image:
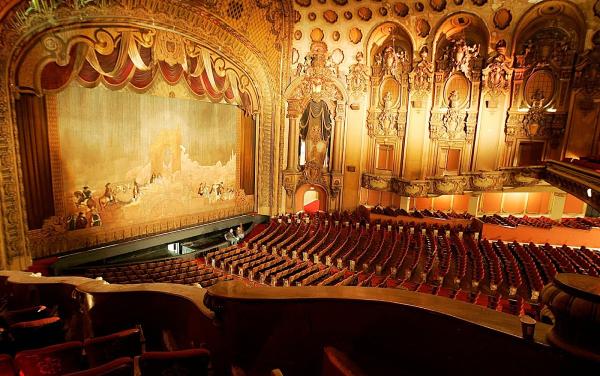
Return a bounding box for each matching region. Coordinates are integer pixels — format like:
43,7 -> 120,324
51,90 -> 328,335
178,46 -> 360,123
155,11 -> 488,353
587,188 -> 592,198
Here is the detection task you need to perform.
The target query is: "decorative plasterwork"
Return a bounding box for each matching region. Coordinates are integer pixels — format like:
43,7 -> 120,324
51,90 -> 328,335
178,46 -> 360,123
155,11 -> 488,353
361,167 -> 544,197
482,40 -> 512,97
436,37 -> 481,79
409,47 -> 433,96
346,51 -> 370,98
0,0 -> 289,265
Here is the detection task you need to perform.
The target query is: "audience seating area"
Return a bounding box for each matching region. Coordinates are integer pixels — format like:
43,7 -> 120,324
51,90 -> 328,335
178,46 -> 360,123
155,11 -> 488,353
200,213 -> 600,319
370,206 -> 473,220
0,297 -> 210,375
481,214 -> 600,230
83,257 -> 231,287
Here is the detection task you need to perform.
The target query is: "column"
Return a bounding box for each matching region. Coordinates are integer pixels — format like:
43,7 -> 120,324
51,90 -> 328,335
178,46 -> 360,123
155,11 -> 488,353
286,101 -> 300,172
331,103 -> 345,173
549,192 -> 567,220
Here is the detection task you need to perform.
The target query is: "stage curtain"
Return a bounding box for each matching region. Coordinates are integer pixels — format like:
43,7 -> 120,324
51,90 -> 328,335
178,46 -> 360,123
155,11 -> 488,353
240,112 -> 255,195
15,94 -> 55,229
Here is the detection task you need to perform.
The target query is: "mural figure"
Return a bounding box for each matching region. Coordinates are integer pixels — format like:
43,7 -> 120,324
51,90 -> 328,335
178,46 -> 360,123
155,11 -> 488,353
76,212 -> 88,229
299,84 -> 333,170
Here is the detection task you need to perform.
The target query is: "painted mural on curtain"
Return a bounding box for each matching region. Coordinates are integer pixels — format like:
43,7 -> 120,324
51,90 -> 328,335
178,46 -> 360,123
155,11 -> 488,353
56,83 -> 239,230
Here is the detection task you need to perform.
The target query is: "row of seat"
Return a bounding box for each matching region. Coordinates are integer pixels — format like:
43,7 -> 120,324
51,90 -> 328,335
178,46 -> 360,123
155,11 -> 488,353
203,216 -> 600,317
84,257 -> 229,287
481,214 -> 600,230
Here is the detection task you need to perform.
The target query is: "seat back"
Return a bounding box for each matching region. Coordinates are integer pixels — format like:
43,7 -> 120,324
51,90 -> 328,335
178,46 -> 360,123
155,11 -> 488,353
0,354 -> 15,376
137,348 -> 210,376
15,341 -> 83,376
3,305 -> 50,326
10,316 -> 64,351
83,328 -> 142,367
63,357 -> 133,376
321,347 -> 367,376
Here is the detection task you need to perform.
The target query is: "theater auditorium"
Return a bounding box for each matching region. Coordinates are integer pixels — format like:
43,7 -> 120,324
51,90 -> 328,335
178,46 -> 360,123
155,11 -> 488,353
0,0 -> 598,374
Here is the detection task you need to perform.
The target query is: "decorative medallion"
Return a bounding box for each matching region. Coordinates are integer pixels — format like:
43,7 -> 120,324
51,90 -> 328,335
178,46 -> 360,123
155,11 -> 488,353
292,48 -> 300,64
394,2 -> 409,17
344,11 -> 353,20
323,10 -> 338,23
415,2 -> 424,11
332,31 -> 340,41
358,7 -> 373,21
493,8 -> 512,30
331,48 -> 344,65
349,27 -> 363,44
293,10 -> 301,23
310,28 -> 324,42
308,12 -> 317,21
295,0 -> 311,6
379,7 -> 388,16
294,30 -> 303,40
471,0 -> 486,5
429,0 -> 446,12
415,18 -> 431,38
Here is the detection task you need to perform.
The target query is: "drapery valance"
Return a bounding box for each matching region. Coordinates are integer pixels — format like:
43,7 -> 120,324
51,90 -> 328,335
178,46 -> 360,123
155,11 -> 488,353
27,28 -> 255,113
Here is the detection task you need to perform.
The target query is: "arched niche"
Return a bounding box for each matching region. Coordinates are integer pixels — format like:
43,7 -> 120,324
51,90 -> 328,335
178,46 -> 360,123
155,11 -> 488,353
0,0 -> 283,268
502,0 -> 586,167
362,22 -> 413,178
282,42 -> 348,213
426,12 -> 489,177
295,184 -> 328,214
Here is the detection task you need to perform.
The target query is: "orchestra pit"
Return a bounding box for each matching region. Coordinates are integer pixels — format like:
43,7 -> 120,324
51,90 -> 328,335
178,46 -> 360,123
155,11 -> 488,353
1,0 -> 600,374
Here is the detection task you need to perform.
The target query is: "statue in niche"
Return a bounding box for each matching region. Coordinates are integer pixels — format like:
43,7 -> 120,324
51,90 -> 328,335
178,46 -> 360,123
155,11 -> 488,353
375,45 -> 409,79
438,37 -> 480,77
347,51 -> 370,97
442,90 -> 463,138
299,81 -> 333,172
377,92 -> 397,135
483,40 -> 512,94
412,46 -> 433,92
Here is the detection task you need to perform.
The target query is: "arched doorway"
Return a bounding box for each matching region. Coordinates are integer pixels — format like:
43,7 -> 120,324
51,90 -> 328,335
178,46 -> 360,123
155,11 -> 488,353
295,184 -> 328,213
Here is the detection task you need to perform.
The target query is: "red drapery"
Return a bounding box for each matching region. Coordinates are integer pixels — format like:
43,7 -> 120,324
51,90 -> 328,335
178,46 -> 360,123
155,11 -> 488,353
40,42 -> 253,112
15,94 -> 55,230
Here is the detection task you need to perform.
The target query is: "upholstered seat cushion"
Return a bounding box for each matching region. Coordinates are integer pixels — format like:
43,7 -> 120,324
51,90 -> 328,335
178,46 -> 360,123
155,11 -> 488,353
15,341 -> 83,376
84,328 -> 142,367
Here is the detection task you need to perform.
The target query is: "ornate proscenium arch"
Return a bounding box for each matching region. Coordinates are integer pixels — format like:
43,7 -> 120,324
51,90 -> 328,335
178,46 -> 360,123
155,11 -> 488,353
0,0 -> 289,269
283,41 -> 348,213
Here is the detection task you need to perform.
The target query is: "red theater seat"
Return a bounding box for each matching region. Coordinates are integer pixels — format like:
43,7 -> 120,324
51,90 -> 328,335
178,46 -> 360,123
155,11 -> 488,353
83,328 -> 143,367
0,354 -> 14,376
2,306 -> 50,326
10,316 -> 64,351
321,346 -> 367,376
15,341 -> 83,376
63,357 -> 133,376
137,348 -> 210,376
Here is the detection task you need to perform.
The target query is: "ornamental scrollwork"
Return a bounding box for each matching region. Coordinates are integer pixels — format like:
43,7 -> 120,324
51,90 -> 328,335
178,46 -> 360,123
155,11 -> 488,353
346,52 -> 370,98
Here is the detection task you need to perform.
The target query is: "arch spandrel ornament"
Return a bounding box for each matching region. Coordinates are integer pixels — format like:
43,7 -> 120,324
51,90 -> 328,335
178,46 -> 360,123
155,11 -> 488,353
0,0 -> 289,267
